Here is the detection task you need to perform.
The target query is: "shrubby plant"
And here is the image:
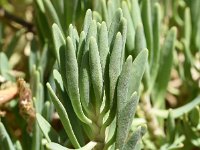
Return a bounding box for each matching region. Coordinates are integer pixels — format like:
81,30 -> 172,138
0,0 -> 200,150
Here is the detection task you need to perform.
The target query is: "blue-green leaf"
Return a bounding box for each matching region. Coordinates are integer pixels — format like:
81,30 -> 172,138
46,141 -> 97,150
153,27 -> 177,108
128,49 -> 148,98
122,1 -> 135,54
116,92 -> 139,150
123,125 -> 147,150
83,9 -> 93,34
0,122 -> 15,150
109,32 -> 123,107
66,37 -> 92,124
108,8 -> 123,48
131,0 -> 142,28
52,23 -> 66,67
43,0 -> 62,29
36,113 -> 59,143
141,0 -> 153,63
89,37 -> 103,113
46,83 -> 80,148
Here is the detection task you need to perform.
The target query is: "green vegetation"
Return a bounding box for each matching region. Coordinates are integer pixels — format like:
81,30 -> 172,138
0,0 -> 200,149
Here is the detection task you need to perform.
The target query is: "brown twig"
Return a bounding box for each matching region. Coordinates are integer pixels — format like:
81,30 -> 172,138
0,84 -> 18,105
0,6 -> 35,33
140,93 -> 165,145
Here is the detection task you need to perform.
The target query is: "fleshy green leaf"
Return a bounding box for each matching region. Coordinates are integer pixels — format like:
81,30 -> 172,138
123,125 -> 147,150
85,20 -> 97,52
83,9 -> 93,34
77,31 -> 86,67
46,141 -> 97,150
109,32 -> 123,108
131,0 -> 142,28
188,106 -> 200,127
65,37 -> 92,124
101,0 -> 109,24
152,96 -> 200,118
119,17 -> 127,68
134,24 -> 147,57
128,49 -> 148,98
79,50 -> 94,118
68,24 -> 79,52
5,29 -> 25,59
43,0 -> 62,28
0,122 -> 15,150
117,56 -> 133,112
52,23 -> 66,66
89,37 -> 103,113
153,27 -> 177,108
98,21 -> 109,77
116,92 -> 139,150
141,0 -> 153,62
122,1 -> 135,54
36,113 -> 59,143
46,83 -> 80,148
149,3 -> 161,92
108,8 -> 123,48
166,110 -> 175,143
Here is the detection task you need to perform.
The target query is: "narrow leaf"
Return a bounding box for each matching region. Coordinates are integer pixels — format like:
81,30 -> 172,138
46,141 -> 97,150
77,31 -> 86,67
119,18 -> 127,68
116,92 -> 139,149
109,32 -> 123,107
66,37 -> 92,124
152,96 -> 200,119
83,9 -> 93,34
134,24 -> 147,57
85,20 -> 97,52
141,0 -> 153,62
89,37 -> 103,113
101,0 -> 109,24
131,0 -> 142,27
117,56 -> 133,112
52,23 -> 65,66
98,21 -> 109,77
123,125 -> 147,150
79,51 -> 94,118
149,3 -> 161,92
108,8 -> 123,48
43,0 -> 62,28
122,1 -> 135,54
128,49 -> 148,98
153,27 -> 177,108
46,83 -> 80,148
36,113 -> 59,143
0,122 -> 15,150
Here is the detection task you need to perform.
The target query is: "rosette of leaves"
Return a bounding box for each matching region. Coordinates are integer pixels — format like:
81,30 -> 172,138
36,9 -> 148,150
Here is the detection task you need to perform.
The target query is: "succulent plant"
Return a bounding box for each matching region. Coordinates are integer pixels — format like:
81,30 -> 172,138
35,9 -> 148,150
0,0 -> 200,150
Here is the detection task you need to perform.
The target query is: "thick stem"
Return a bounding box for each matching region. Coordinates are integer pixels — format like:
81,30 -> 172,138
140,93 -> 165,146
0,6 -> 35,33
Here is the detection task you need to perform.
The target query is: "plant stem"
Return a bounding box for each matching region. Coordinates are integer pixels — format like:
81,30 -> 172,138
0,84 -> 18,105
0,6 -> 35,33
140,92 -> 164,145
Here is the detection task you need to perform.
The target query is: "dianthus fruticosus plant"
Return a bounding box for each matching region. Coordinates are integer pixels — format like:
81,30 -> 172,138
36,9 -> 148,150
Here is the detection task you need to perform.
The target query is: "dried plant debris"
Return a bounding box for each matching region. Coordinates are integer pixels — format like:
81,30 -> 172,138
17,78 -> 35,133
